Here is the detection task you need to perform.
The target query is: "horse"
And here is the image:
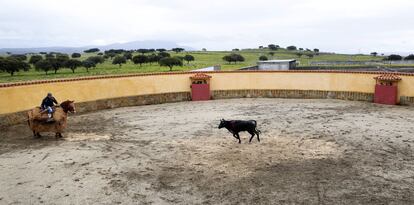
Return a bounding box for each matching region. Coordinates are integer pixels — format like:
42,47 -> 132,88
27,100 -> 76,138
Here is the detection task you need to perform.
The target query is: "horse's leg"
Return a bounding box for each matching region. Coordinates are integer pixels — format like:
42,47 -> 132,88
248,130 -> 255,143
33,131 -> 41,138
56,133 -> 63,138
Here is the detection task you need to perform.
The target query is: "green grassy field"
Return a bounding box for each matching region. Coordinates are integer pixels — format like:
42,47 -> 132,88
0,49 -> 384,83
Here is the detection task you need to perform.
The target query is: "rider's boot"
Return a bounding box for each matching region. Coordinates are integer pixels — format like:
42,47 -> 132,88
46,113 -> 54,122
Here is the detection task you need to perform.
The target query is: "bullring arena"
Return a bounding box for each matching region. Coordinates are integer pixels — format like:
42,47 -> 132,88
1,71 -> 414,204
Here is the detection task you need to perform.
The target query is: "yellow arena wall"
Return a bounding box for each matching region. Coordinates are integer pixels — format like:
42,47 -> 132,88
0,74 -> 193,114
1,71 -> 414,126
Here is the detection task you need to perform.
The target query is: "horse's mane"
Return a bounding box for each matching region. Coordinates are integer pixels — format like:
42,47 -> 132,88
60,100 -> 74,113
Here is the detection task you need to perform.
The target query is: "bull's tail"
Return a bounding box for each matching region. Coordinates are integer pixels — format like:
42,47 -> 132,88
252,120 -> 261,133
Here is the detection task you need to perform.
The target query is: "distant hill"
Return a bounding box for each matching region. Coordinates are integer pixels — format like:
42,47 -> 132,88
0,46 -> 84,55
100,40 -> 193,51
0,40 -> 195,54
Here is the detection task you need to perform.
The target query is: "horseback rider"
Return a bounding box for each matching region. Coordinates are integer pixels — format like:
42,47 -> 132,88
40,93 -> 59,121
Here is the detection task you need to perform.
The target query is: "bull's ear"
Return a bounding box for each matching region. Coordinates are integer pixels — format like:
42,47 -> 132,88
71,100 -> 75,103
221,119 -> 224,121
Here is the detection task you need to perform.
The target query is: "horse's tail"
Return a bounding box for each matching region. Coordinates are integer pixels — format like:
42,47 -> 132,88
27,110 -> 32,127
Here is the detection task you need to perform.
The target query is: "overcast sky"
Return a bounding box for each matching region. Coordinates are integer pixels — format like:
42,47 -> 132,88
1,0 -> 413,53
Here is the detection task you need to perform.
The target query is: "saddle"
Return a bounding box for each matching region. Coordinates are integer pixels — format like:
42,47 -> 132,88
31,107 -> 59,123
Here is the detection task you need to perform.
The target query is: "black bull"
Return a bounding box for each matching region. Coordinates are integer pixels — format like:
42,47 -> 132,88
218,119 -> 261,143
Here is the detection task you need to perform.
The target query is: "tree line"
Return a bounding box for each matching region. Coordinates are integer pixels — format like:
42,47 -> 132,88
4,45 -> 414,77
258,44 -> 320,53
383,54 -> 414,61
108,49 -> 194,71
33,53 -> 104,74
96,48 -> 191,71
0,47 -> 195,76
0,56 -> 30,76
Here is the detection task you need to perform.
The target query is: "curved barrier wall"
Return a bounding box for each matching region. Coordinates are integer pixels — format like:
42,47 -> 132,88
1,71 -> 414,127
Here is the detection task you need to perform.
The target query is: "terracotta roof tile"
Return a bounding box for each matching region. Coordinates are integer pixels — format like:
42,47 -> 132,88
374,74 -> 402,82
190,73 -> 212,80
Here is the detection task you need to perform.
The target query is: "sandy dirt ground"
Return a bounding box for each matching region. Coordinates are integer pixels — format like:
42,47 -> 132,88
1,98 -> 414,205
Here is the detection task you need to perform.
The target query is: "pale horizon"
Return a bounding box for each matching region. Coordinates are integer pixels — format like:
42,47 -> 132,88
1,0 -> 414,54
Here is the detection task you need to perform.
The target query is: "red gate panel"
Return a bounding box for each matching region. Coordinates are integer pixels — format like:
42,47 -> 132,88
374,84 -> 398,105
191,84 -> 210,101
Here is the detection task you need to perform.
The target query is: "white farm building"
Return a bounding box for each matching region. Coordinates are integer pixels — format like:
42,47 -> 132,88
257,59 -> 297,70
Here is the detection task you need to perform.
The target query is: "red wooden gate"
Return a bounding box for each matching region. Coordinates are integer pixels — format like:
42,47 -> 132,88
190,73 -> 212,101
374,84 -> 398,105
374,74 -> 401,105
191,84 -> 210,101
